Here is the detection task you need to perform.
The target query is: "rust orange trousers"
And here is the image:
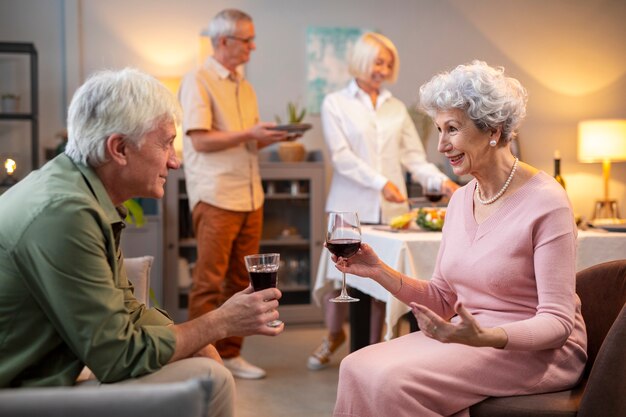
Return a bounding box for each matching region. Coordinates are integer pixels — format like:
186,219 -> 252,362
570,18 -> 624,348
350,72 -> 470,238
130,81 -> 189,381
187,202 -> 263,358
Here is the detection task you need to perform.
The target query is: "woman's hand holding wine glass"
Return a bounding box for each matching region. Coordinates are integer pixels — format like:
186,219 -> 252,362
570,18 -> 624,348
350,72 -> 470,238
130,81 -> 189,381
331,242 -> 381,279
326,211 -> 361,303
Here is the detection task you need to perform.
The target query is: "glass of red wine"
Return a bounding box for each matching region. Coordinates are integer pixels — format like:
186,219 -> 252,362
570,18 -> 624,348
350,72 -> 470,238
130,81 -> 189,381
326,212 -> 361,303
244,253 -> 282,327
424,177 -> 444,204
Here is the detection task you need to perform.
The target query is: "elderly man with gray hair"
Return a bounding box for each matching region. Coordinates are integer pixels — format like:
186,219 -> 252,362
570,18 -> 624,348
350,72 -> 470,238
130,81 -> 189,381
0,67 -> 283,417
179,9 -> 288,380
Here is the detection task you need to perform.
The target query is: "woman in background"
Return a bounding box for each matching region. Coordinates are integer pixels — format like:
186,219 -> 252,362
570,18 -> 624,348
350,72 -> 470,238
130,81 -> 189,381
309,32 -> 458,371
331,60 -> 586,416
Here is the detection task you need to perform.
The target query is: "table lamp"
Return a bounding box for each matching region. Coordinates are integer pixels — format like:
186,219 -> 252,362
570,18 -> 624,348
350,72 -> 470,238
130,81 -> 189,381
578,119 -> 626,223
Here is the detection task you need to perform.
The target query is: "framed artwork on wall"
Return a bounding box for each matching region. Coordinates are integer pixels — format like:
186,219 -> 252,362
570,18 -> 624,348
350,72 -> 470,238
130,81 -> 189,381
305,26 -> 367,115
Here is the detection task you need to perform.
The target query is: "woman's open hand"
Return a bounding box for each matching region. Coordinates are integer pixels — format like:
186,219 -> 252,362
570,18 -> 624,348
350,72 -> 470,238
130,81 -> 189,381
410,301 -> 508,348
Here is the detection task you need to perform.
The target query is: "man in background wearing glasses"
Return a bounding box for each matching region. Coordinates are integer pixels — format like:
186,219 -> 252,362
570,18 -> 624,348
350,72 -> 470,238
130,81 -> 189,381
178,9 -> 288,380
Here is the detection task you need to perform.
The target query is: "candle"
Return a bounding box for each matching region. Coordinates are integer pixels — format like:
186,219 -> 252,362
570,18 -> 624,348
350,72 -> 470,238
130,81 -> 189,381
5,158 -> 16,175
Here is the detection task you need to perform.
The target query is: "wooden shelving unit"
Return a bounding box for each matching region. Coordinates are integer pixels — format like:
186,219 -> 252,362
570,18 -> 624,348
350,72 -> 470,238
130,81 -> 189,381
163,157 -> 325,324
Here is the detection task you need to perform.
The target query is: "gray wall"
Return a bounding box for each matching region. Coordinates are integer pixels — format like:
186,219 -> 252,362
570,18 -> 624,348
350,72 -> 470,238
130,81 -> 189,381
1,0 -> 625,219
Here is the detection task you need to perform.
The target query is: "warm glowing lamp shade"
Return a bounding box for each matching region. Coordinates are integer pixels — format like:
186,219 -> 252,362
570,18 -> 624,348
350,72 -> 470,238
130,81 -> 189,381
578,119 -> 626,222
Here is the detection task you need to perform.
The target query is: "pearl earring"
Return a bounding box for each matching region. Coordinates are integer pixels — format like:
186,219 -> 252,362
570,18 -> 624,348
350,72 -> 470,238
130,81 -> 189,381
489,139 -> 497,147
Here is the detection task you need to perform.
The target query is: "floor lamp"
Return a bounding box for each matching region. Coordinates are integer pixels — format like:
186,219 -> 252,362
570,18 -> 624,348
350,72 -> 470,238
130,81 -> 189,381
578,119 -> 626,224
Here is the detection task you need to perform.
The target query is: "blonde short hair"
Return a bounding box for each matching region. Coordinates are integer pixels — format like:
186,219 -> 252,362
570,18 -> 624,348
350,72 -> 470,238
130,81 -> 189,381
348,32 -> 399,84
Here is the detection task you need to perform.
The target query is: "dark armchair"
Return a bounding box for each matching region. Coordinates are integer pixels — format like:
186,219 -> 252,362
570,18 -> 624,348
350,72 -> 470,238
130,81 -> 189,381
470,259 -> 626,417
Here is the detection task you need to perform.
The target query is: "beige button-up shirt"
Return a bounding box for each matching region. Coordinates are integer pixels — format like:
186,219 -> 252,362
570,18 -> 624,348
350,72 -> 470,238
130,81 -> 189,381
179,56 -> 263,212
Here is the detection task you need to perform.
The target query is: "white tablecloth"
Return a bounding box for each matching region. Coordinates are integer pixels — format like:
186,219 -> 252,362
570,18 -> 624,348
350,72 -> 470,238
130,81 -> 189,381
314,227 -> 626,341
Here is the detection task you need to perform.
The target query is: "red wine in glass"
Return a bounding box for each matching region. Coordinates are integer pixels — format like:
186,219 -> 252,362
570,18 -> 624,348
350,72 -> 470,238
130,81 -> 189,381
326,212 -> 361,303
326,239 -> 361,258
425,194 -> 443,203
249,270 -> 277,291
424,177 -> 444,205
244,253 -> 282,327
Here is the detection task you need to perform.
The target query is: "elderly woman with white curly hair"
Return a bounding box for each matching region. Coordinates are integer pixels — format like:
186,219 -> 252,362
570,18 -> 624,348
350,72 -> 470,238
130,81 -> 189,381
331,61 -> 586,417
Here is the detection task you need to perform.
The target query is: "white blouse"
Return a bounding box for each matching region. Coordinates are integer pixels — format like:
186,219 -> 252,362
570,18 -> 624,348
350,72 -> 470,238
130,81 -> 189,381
322,80 -> 447,224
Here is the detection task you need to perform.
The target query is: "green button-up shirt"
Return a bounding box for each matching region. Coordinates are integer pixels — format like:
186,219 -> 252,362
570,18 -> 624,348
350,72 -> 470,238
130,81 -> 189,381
0,154 -> 176,387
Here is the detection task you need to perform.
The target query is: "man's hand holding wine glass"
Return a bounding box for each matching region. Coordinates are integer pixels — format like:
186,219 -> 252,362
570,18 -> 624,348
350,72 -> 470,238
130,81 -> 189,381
213,286 -> 284,337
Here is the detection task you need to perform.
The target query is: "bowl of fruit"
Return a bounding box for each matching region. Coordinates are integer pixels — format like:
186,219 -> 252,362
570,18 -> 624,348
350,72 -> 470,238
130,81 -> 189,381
389,211 -> 418,231
415,207 -> 446,231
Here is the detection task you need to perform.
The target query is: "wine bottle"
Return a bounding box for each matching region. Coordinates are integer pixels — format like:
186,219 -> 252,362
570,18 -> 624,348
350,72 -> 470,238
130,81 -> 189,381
553,150 -> 566,189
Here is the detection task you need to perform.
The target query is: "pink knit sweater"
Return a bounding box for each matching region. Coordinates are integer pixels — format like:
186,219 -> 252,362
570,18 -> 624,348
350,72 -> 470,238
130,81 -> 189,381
334,172 -> 587,417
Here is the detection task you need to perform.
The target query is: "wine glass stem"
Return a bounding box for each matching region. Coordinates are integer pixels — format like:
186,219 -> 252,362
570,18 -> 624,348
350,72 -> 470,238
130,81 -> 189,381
340,271 -> 349,296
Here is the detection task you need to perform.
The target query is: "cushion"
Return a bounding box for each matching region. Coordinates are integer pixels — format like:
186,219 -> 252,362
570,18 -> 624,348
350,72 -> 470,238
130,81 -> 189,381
76,255 -> 156,383
125,256 -> 154,305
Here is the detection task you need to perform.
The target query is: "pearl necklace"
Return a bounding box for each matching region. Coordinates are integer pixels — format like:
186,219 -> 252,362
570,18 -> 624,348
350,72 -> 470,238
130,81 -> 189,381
475,157 -> 519,205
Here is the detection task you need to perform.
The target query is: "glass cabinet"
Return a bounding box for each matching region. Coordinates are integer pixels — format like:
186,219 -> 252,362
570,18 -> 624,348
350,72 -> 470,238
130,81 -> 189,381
163,157 -> 325,324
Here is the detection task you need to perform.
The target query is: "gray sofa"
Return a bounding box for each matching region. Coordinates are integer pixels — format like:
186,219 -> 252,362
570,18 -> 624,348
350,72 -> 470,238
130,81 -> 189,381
0,377 -> 213,417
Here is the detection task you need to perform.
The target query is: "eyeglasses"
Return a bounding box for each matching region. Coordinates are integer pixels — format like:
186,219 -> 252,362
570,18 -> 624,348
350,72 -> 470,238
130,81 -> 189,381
226,36 -> 255,45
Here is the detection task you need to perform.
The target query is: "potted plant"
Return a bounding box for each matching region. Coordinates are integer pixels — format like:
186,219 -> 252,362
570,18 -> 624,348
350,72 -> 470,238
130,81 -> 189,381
275,101 -> 306,125
123,198 -> 145,227
275,102 -> 311,162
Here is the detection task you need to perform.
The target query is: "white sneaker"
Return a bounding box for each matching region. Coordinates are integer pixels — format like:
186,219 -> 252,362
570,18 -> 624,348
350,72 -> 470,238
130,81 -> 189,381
307,330 -> 346,371
223,356 -> 266,379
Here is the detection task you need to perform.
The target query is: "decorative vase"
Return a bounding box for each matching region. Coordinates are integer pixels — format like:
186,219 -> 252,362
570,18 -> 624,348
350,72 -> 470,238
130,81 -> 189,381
278,142 -> 306,162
